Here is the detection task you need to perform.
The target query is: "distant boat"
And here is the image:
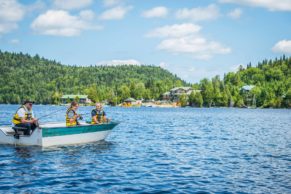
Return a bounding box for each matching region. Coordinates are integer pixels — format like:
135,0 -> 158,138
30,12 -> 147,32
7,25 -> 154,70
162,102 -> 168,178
0,121 -> 119,147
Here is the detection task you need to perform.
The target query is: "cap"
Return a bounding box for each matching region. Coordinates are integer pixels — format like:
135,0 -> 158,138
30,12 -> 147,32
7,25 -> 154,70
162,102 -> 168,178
23,100 -> 35,105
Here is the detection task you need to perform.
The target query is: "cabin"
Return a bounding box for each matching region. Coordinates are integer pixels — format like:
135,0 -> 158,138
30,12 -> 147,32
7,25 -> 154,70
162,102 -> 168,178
123,98 -> 136,107
241,85 -> 255,92
122,98 -> 142,107
61,95 -> 91,104
163,92 -> 171,101
163,87 -> 201,102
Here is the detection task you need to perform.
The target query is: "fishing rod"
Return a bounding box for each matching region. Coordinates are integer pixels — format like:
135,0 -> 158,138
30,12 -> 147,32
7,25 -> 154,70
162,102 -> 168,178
37,106 -> 69,120
37,106 -> 89,121
36,103 -> 104,121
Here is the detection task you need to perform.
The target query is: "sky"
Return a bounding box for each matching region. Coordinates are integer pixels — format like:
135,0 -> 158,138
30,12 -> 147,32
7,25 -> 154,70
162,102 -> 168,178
0,0 -> 291,83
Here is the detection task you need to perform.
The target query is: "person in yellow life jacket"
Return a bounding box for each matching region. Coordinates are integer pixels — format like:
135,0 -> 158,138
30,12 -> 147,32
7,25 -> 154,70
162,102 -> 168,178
12,100 -> 38,135
66,101 -> 82,127
91,103 -> 107,124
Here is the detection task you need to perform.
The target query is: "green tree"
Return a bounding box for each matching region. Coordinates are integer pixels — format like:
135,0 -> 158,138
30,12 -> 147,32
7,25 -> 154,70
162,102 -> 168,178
132,82 -> 146,99
189,91 -> 203,107
118,85 -> 131,101
200,79 -> 214,107
52,91 -> 61,104
74,96 -> 80,103
179,93 -> 188,107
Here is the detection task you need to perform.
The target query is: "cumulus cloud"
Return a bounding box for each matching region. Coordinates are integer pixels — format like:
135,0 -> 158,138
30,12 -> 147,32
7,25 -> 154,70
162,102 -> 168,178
142,6 -> 168,18
158,36 -> 231,60
31,10 -> 101,37
97,59 -> 141,66
53,0 -> 93,10
176,4 -> 220,21
0,0 -> 25,34
228,8 -> 242,19
220,0 -> 291,11
146,23 -> 201,38
147,23 -> 231,60
99,6 -> 132,20
272,40 -> 291,54
103,0 -> 123,7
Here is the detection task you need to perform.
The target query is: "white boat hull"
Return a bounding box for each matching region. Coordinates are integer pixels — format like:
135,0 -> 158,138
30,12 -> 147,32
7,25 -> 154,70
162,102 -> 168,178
0,121 -> 118,147
42,130 -> 111,147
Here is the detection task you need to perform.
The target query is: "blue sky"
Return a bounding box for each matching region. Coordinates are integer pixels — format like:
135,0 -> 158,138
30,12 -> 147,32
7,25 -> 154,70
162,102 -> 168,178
0,0 -> 291,83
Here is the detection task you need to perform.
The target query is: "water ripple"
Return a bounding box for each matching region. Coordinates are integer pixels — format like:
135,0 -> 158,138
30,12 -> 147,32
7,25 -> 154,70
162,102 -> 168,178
0,105 -> 290,193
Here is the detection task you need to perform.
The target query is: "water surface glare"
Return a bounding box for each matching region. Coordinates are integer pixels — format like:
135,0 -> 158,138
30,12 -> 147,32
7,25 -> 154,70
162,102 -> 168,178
0,105 -> 290,193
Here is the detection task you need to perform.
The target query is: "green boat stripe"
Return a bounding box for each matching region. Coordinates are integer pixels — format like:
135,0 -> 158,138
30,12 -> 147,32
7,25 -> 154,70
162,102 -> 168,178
42,122 -> 119,137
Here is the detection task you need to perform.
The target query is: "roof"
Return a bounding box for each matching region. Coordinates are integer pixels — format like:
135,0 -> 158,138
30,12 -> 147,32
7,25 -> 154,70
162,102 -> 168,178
170,87 -> 193,92
124,98 -> 136,102
163,92 -> 170,95
61,95 -> 88,99
241,85 -> 255,91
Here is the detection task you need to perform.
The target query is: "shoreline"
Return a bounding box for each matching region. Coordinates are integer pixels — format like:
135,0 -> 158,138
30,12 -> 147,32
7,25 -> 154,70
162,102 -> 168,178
0,104 -> 290,109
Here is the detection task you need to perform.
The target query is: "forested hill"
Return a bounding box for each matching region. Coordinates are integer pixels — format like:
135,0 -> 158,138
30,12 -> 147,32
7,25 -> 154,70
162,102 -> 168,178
0,51 -> 185,104
192,56 -> 291,108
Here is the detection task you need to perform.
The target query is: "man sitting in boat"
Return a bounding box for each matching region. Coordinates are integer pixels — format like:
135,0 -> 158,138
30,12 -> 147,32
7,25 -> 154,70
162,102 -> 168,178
91,103 -> 107,124
12,100 -> 38,135
66,101 -> 82,127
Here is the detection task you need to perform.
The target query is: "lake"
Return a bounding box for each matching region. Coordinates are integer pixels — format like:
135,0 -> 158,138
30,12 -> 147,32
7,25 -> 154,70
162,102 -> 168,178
0,105 -> 290,193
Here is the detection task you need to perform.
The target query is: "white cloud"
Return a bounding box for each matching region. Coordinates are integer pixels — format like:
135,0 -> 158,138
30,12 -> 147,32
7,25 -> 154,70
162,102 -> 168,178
10,39 -> 20,44
142,6 -> 168,18
0,0 -> 25,34
26,0 -> 46,13
147,23 -> 231,60
159,62 -> 168,68
272,40 -> 291,54
31,10 -> 101,37
228,8 -> 242,19
79,10 -> 95,20
99,6 -> 132,20
220,0 -> 291,11
157,36 -> 231,60
176,4 -> 220,21
146,23 -> 201,38
53,0 -> 93,10
97,59 -> 141,66
103,0 -> 122,7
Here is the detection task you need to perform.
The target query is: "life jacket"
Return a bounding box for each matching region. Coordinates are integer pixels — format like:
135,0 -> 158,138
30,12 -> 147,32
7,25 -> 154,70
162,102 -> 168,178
12,105 -> 33,125
91,109 -> 105,124
66,108 -> 77,127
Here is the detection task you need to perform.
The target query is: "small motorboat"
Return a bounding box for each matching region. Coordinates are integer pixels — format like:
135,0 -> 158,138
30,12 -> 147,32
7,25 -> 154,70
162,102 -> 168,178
0,121 -> 119,147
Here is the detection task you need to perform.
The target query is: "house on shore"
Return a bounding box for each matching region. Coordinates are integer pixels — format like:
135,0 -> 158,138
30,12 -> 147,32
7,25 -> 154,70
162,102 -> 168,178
241,85 -> 255,92
163,87 -> 201,102
61,95 -> 91,104
122,98 -> 142,107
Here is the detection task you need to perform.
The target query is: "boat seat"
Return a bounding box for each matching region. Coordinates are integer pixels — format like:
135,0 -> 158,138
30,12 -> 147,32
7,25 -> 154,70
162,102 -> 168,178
12,126 -> 26,139
6,131 -> 16,135
12,126 -> 27,132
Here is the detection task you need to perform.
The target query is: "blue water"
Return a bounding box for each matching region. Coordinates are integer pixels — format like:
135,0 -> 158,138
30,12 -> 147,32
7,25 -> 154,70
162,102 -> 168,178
0,105 -> 290,193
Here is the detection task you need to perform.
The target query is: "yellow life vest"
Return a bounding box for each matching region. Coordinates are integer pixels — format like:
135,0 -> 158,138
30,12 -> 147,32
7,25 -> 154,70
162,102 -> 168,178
12,106 -> 33,125
91,109 -> 105,124
66,108 -> 77,127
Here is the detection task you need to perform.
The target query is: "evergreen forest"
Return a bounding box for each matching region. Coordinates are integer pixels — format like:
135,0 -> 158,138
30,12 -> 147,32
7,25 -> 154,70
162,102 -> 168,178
0,51 -> 290,108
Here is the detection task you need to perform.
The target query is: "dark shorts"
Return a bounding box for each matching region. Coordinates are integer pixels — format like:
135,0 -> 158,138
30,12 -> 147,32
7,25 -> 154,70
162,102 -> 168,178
15,123 -> 37,135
